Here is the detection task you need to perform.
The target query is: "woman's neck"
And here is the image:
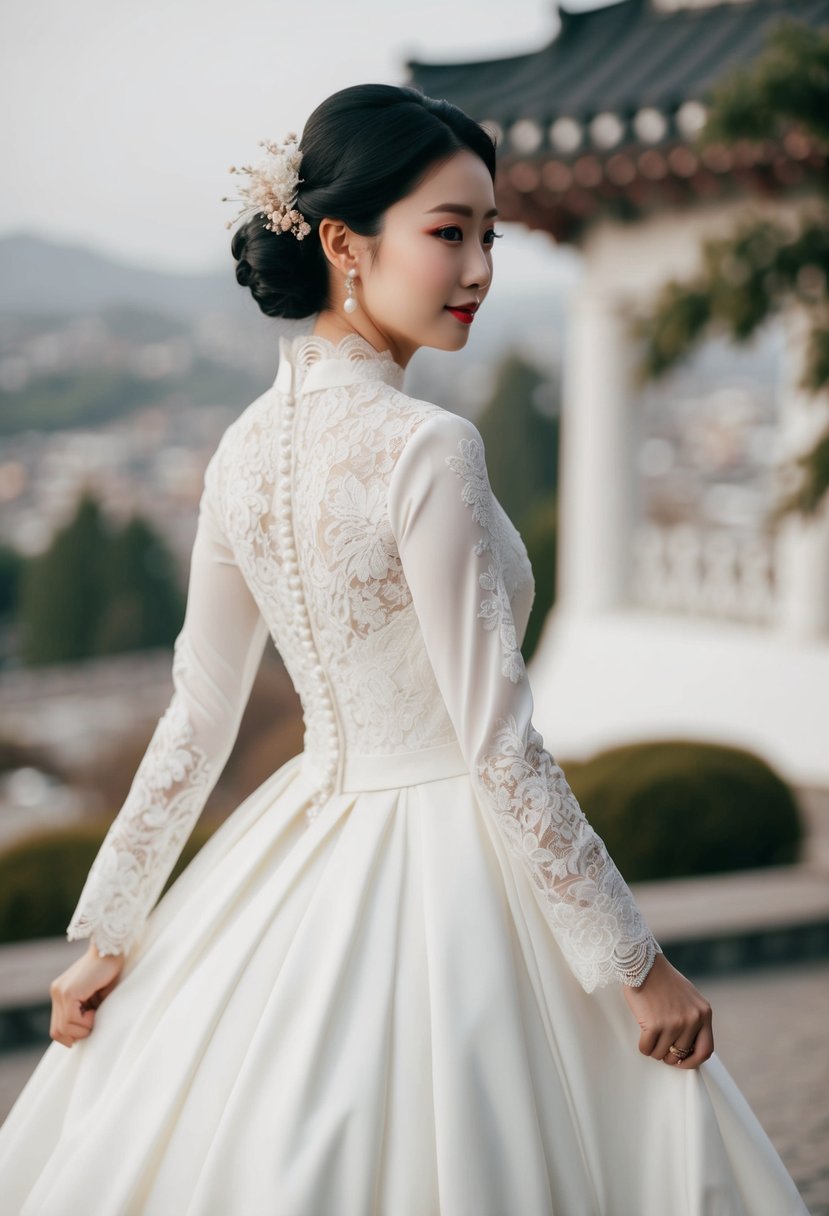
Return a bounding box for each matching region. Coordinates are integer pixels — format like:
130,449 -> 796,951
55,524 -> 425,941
310,310 -> 413,369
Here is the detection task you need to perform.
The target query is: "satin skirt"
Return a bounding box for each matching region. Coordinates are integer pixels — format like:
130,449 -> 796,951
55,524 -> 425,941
0,745 -> 809,1215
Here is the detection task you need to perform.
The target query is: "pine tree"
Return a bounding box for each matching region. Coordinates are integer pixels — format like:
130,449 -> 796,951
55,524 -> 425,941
96,516 -> 184,655
634,18 -> 829,518
20,492 -> 111,664
19,490 -> 184,665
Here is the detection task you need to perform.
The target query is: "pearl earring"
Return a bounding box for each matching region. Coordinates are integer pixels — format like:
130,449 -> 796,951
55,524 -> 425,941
343,267 -> 358,314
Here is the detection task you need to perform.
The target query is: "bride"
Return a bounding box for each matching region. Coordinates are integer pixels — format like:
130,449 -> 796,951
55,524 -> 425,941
0,82 -> 809,1214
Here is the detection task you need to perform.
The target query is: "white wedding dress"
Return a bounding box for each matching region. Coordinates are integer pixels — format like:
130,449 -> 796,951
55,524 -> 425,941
0,332 -> 809,1215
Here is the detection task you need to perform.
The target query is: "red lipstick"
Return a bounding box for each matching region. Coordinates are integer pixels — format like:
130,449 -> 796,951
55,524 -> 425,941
445,301 -> 479,325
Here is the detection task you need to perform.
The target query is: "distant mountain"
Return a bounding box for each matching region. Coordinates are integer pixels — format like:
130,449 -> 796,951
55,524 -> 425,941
0,231 -> 247,322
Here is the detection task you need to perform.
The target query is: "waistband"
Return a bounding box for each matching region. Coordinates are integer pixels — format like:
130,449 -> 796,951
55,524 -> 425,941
300,739 -> 469,793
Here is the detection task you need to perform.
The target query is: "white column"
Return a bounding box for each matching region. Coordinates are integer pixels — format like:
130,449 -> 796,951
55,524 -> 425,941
556,286 -> 636,615
775,306 -> 829,640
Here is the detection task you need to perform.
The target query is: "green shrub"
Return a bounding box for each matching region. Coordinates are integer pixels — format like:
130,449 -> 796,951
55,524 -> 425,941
518,490 -> 557,666
562,738 -> 804,881
0,819 -> 216,945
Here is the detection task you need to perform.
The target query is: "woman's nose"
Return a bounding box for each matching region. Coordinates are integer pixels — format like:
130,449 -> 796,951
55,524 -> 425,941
464,249 -> 491,291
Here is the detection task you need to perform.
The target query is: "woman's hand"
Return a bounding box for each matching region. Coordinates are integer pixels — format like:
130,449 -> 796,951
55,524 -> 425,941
622,951 -> 714,1070
49,942 -> 126,1048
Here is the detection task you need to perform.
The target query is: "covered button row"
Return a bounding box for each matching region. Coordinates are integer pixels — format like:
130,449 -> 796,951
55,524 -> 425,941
277,388 -> 340,822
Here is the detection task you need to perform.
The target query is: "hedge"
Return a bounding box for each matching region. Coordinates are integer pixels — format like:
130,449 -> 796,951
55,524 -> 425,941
0,819 -> 216,945
562,738 -> 803,882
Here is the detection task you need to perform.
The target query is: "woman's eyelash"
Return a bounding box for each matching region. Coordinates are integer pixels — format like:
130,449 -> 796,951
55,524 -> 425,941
435,226 -> 504,244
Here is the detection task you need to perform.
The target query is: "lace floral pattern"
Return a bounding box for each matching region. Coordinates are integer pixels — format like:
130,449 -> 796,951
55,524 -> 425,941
66,635 -> 212,957
293,379 -> 460,758
446,434 -> 527,683
211,336 -> 461,805
477,715 -> 663,991
209,392 -> 318,748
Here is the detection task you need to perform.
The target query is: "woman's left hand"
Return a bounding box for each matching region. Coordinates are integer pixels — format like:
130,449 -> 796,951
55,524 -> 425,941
621,951 -> 715,1070
49,943 -> 125,1048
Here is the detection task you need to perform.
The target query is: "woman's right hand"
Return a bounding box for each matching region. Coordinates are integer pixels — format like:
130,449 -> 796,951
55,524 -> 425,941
622,951 -> 715,1070
49,942 -> 126,1048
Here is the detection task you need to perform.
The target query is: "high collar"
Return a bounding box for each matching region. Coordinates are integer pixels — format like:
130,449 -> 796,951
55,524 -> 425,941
274,332 -> 406,397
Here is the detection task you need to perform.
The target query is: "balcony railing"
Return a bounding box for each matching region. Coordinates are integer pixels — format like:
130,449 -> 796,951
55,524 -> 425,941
630,521 -> 777,623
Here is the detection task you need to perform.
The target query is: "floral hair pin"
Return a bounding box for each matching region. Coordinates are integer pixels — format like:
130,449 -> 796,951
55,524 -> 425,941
222,132 -> 312,240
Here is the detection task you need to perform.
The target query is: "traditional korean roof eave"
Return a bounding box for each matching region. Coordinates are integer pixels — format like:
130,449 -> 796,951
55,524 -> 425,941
404,0 -> 829,243
495,130 -> 827,244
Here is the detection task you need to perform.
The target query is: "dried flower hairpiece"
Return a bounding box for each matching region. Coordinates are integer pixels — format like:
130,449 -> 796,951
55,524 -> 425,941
222,132 -> 312,240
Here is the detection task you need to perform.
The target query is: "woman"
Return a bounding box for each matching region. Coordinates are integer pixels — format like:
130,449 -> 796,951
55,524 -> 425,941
0,83 -> 809,1214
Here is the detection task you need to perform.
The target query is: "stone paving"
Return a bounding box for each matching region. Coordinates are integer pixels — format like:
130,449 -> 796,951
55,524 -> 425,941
694,959 -> 829,1216
0,958 -> 825,1213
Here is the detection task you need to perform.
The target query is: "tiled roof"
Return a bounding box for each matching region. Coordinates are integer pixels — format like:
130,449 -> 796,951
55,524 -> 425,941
404,0 -> 829,157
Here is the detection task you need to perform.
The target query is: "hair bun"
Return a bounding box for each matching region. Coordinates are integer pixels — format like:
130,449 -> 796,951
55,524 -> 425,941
231,215 -> 328,320
235,257 -> 255,289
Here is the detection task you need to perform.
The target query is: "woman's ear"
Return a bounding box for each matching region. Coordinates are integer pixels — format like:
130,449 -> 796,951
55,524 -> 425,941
317,217 -> 374,278
317,217 -> 357,275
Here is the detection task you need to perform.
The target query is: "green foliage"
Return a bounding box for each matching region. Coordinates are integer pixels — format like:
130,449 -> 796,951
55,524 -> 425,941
476,352 -> 560,527
563,738 -> 803,882
776,402 -> 829,518
0,542 -> 25,617
636,211 -> 829,385
20,493 -> 111,663
518,491 -> 557,663
18,489 -> 184,665
0,819 -> 217,945
700,19 -> 829,148
475,351 -> 561,664
95,516 -> 184,655
634,17 -> 829,518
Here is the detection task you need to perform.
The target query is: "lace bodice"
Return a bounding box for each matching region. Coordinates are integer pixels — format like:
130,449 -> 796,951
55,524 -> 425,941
66,331 -> 662,992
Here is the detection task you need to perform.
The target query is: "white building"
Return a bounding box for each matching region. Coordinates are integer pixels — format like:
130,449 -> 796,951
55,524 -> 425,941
407,0 -> 829,787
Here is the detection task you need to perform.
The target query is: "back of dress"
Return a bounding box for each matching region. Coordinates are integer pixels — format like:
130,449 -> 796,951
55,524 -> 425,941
2,326 -> 806,1216
65,330 -> 662,995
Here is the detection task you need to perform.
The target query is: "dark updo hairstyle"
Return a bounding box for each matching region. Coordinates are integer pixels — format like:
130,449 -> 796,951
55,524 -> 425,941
230,83 -> 497,320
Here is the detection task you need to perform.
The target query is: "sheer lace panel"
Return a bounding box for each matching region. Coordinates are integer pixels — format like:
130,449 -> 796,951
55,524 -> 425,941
293,382 -> 461,758
66,635 -> 213,956
477,716 -> 663,991
212,352 -> 458,812
209,392 -> 337,806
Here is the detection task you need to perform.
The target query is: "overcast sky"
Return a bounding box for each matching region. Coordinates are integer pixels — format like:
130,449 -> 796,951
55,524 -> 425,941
0,0 -> 618,293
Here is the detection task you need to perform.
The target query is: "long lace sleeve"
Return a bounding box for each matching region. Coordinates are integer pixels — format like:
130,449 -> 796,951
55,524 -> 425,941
65,450 -> 270,958
387,410 -> 663,993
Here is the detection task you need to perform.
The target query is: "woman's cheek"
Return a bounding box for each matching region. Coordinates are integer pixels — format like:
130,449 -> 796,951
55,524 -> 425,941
417,245 -> 453,291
